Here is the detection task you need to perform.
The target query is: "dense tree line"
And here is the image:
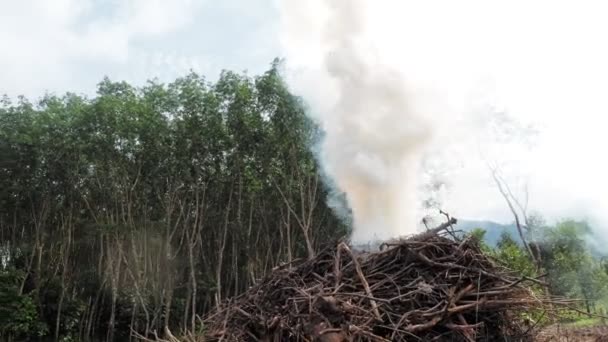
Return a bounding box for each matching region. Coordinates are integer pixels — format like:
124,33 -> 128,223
0,61 -> 348,341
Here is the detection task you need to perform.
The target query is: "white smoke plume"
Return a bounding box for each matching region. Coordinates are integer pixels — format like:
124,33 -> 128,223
279,0 -> 454,243
278,0 -> 608,245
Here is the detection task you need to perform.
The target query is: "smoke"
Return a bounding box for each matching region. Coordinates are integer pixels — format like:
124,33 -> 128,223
279,0 -> 451,243
278,0 -> 608,244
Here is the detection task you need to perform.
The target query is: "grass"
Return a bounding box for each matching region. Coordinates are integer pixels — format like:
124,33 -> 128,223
565,317 -> 603,328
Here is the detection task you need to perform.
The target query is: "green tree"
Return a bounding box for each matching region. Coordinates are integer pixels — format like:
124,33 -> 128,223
540,220 -> 608,313
0,269 -> 48,340
0,61 -> 347,341
493,231 -> 536,278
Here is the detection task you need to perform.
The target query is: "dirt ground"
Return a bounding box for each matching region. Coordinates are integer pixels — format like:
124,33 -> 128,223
536,325 -> 608,341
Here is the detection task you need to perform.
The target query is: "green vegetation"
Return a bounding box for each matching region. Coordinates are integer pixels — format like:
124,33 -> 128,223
566,317 -> 602,328
0,270 -> 48,340
470,219 -> 608,324
0,61 -> 347,341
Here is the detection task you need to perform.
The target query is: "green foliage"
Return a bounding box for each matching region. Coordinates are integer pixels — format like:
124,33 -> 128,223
540,220 -> 608,312
469,228 -> 487,243
468,228 -> 491,253
473,218 -> 608,317
0,270 -> 48,339
566,317 -> 602,328
0,61 -> 347,341
468,228 -> 536,278
494,231 -> 536,277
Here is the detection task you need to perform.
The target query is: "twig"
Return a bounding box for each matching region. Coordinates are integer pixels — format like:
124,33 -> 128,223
338,242 -> 382,321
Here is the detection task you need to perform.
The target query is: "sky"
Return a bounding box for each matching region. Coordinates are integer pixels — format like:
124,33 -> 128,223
0,0 -> 280,98
2,0 -> 608,238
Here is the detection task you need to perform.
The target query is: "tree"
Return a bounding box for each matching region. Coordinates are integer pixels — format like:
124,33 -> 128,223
493,232 -> 536,278
0,269 -> 48,341
0,61 -> 347,341
540,220 -> 608,313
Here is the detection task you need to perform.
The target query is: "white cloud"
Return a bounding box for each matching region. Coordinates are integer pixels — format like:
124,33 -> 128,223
124,0 -> 201,36
0,0 -> 204,97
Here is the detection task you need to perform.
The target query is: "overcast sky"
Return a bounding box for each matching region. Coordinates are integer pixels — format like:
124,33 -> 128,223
0,0 -> 281,98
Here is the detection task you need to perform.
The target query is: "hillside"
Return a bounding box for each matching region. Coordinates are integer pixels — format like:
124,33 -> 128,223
457,219 -> 519,246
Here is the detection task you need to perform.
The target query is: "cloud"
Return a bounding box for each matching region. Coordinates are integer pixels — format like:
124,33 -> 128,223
0,0 -> 204,97
123,0 -> 201,36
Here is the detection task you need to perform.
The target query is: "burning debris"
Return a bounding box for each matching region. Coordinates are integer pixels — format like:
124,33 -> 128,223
201,218 -> 554,341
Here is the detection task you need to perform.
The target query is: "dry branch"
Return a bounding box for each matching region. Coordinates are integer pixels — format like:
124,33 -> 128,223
199,218 -> 559,341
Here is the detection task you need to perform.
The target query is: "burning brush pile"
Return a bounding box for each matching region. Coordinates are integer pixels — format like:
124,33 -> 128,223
202,218 -> 548,341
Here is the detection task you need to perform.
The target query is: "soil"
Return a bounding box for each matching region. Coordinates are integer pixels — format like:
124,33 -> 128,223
537,324 -> 608,342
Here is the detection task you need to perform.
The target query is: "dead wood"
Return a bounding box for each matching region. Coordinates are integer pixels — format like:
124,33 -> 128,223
199,218 -> 562,341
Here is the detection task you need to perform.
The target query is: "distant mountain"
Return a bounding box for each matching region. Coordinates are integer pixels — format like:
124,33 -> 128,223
454,219 -> 608,258
455,219 -> 520,246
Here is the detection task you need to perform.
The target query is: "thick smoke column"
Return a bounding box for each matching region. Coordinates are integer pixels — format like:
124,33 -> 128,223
279,0 -> 608,245
280,0 -> 439,243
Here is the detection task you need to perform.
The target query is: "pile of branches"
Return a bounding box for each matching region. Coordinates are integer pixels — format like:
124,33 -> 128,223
202,218 -> 549,341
